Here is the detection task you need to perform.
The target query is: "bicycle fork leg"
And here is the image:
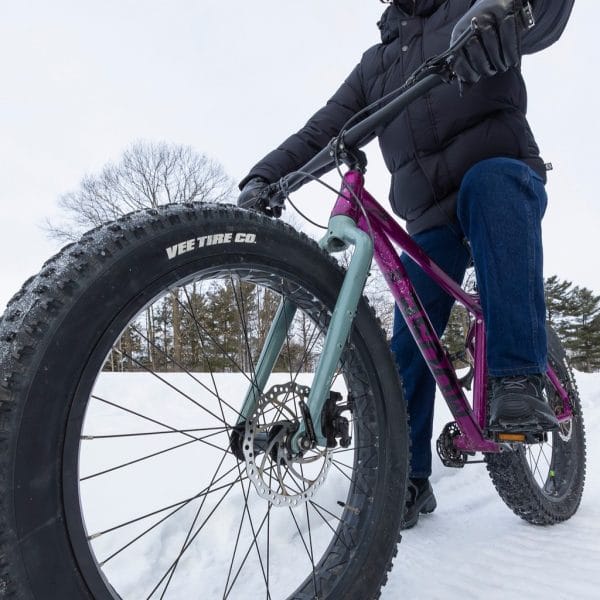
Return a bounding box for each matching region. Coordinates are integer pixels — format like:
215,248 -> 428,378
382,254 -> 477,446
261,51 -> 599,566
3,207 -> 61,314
294,215 -> 373,449
238,215 -> 372,451
238,299 -> 298,423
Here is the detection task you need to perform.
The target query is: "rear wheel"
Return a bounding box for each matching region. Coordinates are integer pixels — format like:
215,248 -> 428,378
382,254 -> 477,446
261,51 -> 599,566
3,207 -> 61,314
0,204 -> 408,599
485,326 -> 586,524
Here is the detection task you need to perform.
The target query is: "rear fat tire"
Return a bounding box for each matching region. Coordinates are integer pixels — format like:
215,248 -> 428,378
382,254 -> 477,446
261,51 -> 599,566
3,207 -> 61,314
485,326 -> 586,524
0,204 -> 409,599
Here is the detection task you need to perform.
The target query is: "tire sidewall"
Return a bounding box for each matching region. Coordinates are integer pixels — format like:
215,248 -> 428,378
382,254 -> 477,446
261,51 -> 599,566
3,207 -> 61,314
8,207 -> 408,599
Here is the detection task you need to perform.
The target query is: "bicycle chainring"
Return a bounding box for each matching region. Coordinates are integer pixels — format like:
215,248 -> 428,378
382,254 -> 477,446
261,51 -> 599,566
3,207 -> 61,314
436,421 -> 469,468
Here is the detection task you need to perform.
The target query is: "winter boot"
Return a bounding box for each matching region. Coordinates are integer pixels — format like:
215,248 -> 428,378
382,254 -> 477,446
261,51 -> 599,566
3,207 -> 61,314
401,477 -> 437,530
488,374 -> 559,433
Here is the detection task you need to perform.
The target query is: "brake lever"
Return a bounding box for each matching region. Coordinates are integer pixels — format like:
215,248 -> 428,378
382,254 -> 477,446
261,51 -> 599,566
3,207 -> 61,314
444,18 -> 480,70
445,0 -> 535,62
262,183 -> 285,219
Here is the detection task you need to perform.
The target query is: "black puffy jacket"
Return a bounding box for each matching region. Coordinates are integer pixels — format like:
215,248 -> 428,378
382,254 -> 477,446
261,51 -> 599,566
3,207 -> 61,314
241,0 -> 575,234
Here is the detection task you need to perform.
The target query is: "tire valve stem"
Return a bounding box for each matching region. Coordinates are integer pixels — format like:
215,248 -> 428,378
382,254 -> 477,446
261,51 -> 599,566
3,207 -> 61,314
336,501 -> 360,515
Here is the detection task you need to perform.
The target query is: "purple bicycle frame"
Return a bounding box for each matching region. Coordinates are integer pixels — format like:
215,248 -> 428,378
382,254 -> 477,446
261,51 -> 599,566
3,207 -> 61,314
331,169 -> 573,454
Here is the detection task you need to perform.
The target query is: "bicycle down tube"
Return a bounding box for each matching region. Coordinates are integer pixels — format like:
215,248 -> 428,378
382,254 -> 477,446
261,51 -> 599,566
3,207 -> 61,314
328,169 -> 574,453
331,170 -> 498,453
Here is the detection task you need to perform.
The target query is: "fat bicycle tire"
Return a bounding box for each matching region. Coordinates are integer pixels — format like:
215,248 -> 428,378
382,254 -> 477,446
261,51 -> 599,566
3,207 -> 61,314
0,203 -> 409,599
485,325 -> 586,524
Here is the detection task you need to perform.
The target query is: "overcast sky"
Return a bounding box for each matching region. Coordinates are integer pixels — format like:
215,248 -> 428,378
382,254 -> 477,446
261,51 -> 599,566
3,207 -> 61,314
1,0 -> 598,312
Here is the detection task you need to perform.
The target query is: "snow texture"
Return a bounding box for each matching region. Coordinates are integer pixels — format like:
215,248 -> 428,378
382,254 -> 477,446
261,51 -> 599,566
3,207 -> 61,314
78,371 -> 599,599
384,371 -> 600,600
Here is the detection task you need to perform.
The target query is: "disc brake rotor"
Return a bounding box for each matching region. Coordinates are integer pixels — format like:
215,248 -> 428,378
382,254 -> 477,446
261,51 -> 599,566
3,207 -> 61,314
243,382 -> 332,507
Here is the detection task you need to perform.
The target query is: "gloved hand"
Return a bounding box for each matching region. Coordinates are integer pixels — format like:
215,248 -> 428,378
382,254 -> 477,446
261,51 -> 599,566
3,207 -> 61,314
451,0 -> 532,84
237,177 -> 282,218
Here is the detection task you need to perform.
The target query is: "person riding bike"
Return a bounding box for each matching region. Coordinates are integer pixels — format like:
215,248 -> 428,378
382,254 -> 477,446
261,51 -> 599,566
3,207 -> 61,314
237,0 -> 575,528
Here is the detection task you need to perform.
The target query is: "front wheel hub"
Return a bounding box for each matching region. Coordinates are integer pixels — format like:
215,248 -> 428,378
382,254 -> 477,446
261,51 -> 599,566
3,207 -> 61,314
243,382 -> 332,507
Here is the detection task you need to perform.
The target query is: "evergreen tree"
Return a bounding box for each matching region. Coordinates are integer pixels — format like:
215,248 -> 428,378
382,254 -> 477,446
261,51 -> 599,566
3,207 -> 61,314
198,281 -> 244,372
441,269 -> 475,367
565,286 -> 600,371
178,283 -> 211,370
544,275 -> 576,342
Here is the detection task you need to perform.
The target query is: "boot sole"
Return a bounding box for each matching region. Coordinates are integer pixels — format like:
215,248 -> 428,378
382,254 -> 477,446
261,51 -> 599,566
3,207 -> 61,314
488,416 -> 559,434
401,493 -> 437,529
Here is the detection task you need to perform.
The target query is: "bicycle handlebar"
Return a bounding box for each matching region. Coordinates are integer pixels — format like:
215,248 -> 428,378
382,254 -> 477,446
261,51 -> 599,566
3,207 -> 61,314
279,73 -> 446,195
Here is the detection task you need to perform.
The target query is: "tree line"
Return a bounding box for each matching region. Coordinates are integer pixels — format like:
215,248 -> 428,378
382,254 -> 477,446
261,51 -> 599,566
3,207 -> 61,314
104,272 -> 600,374
105,280 -> 321,374
49,141 -> 600,374
442,274 -> 600,373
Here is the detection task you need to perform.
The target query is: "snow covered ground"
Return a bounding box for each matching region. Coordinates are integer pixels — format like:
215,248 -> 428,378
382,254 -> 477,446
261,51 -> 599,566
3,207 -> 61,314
386,371 -> 600,600
79,370 -> 599,599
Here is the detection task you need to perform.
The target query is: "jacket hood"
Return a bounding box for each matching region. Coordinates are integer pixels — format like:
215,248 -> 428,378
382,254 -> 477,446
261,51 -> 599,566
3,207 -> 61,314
378,1 -> 446,42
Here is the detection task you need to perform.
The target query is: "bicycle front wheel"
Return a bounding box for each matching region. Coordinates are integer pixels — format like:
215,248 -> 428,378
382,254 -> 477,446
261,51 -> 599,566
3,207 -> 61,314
0,204 -> 408,600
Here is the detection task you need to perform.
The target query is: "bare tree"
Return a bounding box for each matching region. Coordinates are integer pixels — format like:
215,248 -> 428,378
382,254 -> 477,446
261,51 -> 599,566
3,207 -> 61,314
48,141 -> 236,370
46,141 -> 235,241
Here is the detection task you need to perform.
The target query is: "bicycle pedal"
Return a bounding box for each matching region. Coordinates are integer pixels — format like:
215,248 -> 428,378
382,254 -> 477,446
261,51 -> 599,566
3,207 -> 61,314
497,432 -> 526,443
494,431 -> 547,444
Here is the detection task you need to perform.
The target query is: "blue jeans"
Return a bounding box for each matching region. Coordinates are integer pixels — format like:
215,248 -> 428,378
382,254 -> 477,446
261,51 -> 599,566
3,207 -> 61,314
391,157 -> 548,478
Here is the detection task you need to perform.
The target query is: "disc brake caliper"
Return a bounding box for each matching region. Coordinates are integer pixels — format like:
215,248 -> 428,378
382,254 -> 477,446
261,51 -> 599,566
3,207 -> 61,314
322,391 -> 353,448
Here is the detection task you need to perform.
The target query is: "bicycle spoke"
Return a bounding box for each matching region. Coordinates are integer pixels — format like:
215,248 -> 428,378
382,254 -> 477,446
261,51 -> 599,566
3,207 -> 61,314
221,473 -> 269,599
114,348 -> 237,429
331,458 -> 356,473
286,506 -> 318,593
286,315 -> 323,389
278,464 -> 305,496
300,463 -> 318,597
310,500 -> 346,525
309,501 -> 350,551
527,445 -> 545,486
80,429 -> 227,481
129,322 -> 245,422
145,476 -> 242,599
91,395 -> 218,444
181,285 -> 226,414
331,444 -> 372,455
100,472 -> 243,568
88,461 -> 243,540
229,275 -> 259,383
331,461 -> 369,496
158,448 -> 232,599
223,478 -> 251,598
266,468 -> 273,600
539,443 -> 553,471
173,290 -> 261,391
82,426 -> 226,440
223,509 -> 271,600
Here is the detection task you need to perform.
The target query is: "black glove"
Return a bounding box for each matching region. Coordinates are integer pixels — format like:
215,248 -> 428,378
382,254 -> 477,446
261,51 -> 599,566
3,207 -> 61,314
237,177 -> 282,218
451,0 -> 532,84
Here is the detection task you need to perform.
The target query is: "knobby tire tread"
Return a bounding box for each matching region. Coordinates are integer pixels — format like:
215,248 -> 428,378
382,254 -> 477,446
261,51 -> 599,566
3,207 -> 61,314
484,328 -> 587,525
0,203 -> 407,600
